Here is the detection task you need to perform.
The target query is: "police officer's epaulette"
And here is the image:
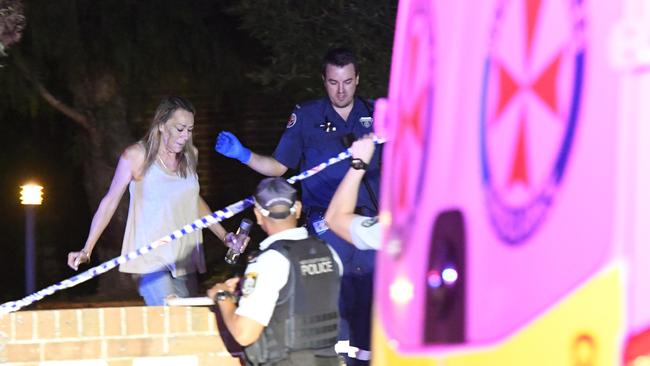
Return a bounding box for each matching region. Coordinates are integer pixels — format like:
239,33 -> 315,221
246,250 -> 261,264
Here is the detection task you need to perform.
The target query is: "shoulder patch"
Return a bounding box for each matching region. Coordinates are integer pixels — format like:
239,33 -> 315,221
359,116 -> 373,128
241,272 -> 258,297
286,113 -> 297,128
361,216 -> 379,228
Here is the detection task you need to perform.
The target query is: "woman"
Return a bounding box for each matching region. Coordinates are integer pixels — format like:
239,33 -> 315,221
67,96 -> 228,305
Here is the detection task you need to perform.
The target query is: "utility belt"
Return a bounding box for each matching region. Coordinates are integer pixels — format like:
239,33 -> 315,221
305,206 -> 377,235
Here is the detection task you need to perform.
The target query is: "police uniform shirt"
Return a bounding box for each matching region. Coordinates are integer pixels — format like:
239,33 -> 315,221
235,227 -> 343,326
272,97 -> 380,211
350,215 -> 381,251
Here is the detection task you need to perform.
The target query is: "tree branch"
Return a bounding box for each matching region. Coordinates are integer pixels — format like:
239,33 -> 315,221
11,52 -> 97,137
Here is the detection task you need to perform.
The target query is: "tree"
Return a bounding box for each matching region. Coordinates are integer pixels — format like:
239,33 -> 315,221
0,0 -> 25,57
222,0 -> 398,100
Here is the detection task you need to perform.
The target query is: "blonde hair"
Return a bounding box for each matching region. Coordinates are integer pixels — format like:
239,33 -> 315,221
140,96 -> 198,178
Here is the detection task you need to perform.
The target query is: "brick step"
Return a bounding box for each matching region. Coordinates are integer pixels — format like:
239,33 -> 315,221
0,306 -> 243,365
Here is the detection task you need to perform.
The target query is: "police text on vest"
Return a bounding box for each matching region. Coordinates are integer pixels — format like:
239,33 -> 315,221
299,257 -> 334,276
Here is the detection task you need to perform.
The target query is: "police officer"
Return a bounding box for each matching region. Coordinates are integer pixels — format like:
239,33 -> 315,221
215,48 -> 379,365
208,177 -> 342,366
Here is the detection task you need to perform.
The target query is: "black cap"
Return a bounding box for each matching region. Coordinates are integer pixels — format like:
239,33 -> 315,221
253,178 -> 297,219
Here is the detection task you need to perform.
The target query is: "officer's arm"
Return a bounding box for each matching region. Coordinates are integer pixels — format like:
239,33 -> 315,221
325,168 -> 366,243
325,134 -> 375,243
247,153 -> 288,177
214,131 -> 288,177
216,300 -> 265,346
208,281 -> 265,346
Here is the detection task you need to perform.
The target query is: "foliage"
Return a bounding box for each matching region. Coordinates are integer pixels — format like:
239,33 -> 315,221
222,0 -> 398,99
0,0 -> 26,57
0,0 -> 263,119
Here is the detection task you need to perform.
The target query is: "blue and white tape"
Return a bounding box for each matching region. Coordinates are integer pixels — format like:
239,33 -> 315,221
0,137 -> 385,314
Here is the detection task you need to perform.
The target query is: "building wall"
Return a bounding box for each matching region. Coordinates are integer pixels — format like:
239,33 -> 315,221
0,306 -> 242,366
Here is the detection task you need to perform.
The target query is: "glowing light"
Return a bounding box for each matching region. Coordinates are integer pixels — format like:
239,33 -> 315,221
20,184 -> 44,205
572,334 -> 596,366
389,277 -> 414,305
442,267 -> 459,285
427,270 -> 442,288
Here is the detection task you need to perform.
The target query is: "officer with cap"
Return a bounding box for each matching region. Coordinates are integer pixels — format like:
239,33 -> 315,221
215,47 -> 379,365
208,177 -> 343,366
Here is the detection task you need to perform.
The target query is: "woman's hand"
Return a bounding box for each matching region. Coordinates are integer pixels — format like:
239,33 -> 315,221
67,250 -> 90,271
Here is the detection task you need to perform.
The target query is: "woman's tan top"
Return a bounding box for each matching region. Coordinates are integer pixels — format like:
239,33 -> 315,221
119,162 -> 205,277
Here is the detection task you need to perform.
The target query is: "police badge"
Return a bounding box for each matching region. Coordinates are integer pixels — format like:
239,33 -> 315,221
359,116 -> 373,128
286,113 -> 297,128
242,272 -> 258,297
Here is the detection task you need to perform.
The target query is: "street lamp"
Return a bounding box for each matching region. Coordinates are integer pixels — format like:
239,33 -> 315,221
20,183 -> 43,295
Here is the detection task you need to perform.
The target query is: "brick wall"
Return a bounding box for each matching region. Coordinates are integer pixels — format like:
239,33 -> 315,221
0,306 -> 243,365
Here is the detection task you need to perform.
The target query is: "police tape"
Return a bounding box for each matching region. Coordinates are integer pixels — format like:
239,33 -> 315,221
0,198 -> 253,315
286,136 -> 384,184
0,136 -> 385,314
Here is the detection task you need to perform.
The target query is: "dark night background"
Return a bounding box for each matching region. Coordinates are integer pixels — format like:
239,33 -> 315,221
0,0 -> 397,307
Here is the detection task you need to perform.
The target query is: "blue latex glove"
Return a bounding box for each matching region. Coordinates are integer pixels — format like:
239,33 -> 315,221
214,131 -> 251,164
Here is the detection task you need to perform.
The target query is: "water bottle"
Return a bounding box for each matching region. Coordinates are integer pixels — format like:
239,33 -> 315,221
224,218 -> 253,264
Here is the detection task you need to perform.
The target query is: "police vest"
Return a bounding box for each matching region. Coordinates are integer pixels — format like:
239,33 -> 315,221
244,237 -> 341,365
